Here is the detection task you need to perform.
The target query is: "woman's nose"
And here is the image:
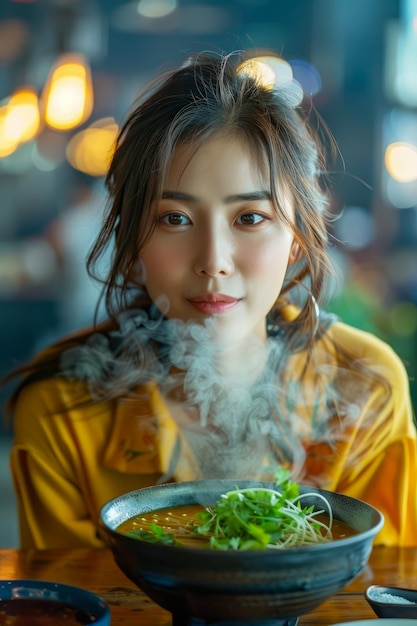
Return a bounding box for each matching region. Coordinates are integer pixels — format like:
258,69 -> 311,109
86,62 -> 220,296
193,229 -> 235,277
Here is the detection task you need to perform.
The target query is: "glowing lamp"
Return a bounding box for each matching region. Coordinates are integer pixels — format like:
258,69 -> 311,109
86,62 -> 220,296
42,53 -> 94,131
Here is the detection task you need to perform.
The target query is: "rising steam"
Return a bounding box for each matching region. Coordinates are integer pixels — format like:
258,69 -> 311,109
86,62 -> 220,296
60,305 -> 383,485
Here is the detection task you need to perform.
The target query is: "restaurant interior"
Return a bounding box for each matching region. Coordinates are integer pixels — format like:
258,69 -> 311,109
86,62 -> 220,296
0,0 -> 416,551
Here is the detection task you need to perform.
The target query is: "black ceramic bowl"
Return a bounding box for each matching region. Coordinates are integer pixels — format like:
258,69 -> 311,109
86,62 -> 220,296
0,579 -> 111,625
100,480 -> 383,626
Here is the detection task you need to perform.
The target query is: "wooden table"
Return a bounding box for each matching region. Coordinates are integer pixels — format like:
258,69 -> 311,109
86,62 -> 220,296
1,546 -> 417,625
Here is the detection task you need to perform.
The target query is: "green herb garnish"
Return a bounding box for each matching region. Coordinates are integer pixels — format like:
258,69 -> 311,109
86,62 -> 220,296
125,521 -> 180,545
127,469 -> 333,550
189,469 -> 333,550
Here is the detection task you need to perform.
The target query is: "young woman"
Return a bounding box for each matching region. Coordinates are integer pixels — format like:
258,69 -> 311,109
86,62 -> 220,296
5,51 -> 417,549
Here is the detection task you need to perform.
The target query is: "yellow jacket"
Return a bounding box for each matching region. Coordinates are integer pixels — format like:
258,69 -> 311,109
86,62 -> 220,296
10,321 -> 417,548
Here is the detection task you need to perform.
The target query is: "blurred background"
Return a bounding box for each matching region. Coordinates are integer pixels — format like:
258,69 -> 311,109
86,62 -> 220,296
0,0 -> 416,546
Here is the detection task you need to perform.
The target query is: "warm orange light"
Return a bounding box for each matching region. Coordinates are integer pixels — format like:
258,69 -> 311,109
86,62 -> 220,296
0,105 -> 19,158
42,53 -> 94,131
66,117 -> 119,176
238,58 -> 277,89
237,55 -> 303,104
238,56 -> 293,88
5,87 -> 41,143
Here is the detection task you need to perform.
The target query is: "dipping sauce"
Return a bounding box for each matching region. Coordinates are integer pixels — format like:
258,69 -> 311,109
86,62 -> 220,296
0,598 -> 96,625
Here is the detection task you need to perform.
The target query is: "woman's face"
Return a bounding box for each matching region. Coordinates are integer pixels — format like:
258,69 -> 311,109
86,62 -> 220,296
140,134 -> 298,344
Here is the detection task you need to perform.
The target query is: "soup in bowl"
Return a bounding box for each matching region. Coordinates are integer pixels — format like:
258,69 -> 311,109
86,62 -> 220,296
99,479 -> 383,626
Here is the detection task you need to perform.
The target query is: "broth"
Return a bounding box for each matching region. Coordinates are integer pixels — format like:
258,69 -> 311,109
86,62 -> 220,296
117,503 -> 358,547
0,598 -> 96,625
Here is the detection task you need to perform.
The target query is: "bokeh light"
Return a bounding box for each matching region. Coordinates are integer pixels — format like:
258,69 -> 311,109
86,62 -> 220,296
4,88 -> 41,145
0,105 -> 19,159
237,55 -> 303,104
137,0 -> 177,18
42,53 -> 94,131
66,117 -> 119,177
333,206 -> 375,250
385,141 -> 417,182
289,60 -> 322,97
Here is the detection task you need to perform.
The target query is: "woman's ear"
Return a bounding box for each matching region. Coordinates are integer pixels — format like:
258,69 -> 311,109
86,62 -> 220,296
288,241 -> 302,264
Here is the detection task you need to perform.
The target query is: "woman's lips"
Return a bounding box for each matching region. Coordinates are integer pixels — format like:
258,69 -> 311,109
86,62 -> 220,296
187,294 -> 240,315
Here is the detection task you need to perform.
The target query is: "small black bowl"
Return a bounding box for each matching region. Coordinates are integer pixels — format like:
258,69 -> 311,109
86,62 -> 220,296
365,584 -> 417,618
0,579 -> 111,624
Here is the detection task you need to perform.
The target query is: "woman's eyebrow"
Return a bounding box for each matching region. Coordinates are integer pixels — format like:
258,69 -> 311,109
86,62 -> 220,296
224,191 -> 271,203
161,190 -> 271,203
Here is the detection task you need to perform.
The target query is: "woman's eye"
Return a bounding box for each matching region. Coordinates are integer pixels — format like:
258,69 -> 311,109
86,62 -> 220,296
159,212 -> 191,226
236,213 -> 267,225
